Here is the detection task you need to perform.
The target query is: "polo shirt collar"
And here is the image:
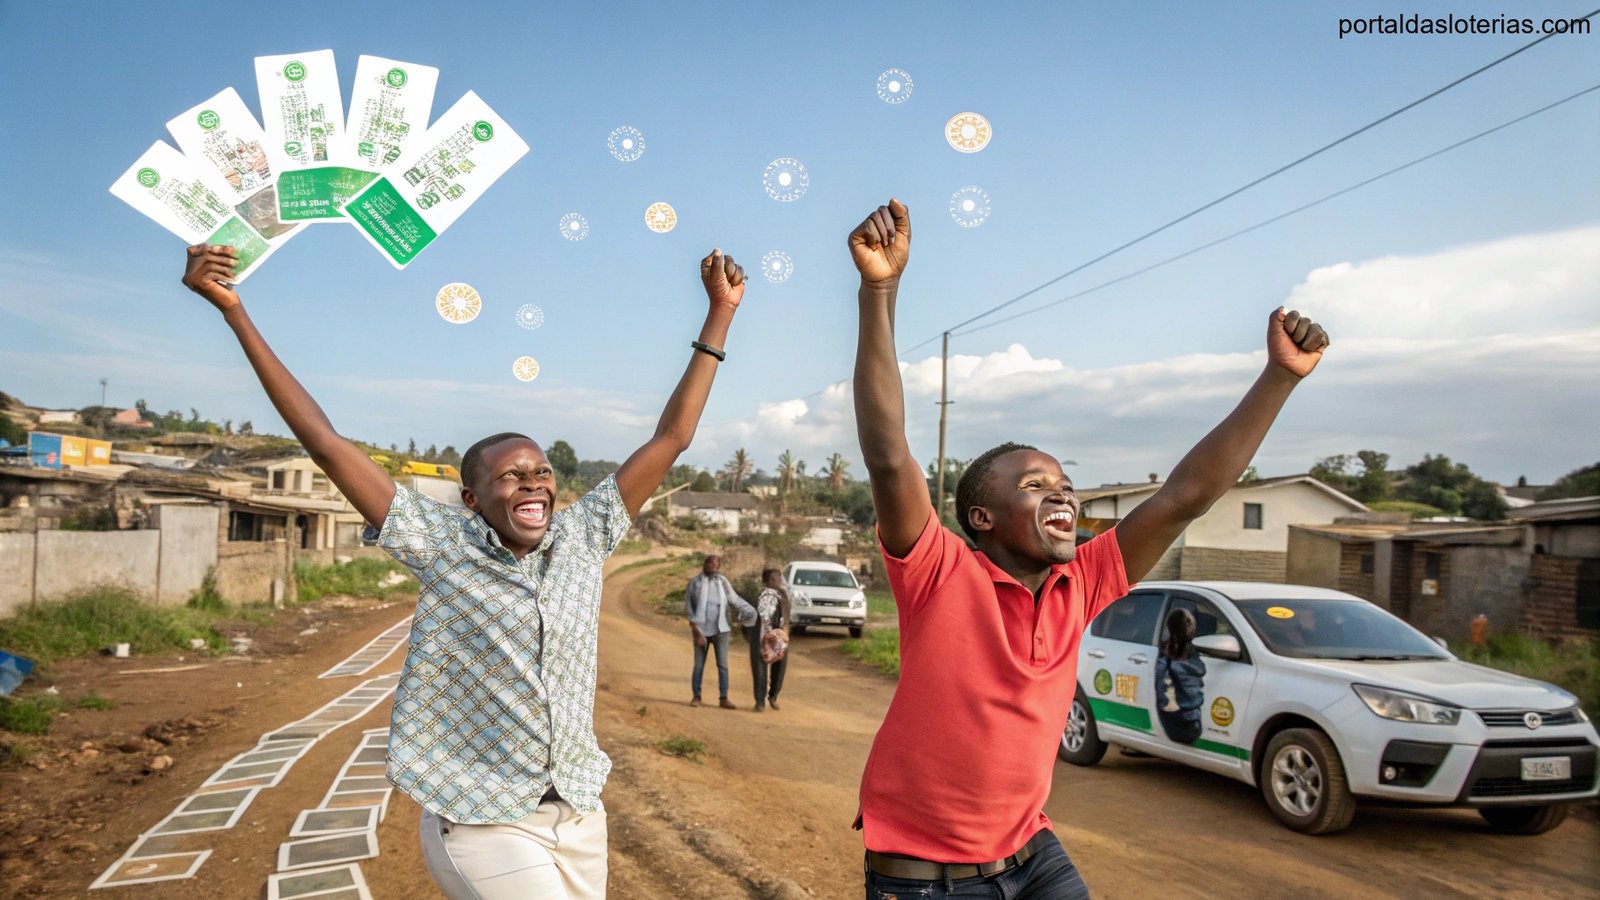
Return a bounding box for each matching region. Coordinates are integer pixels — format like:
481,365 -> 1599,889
973,549 -> 1072,594
469,511 -> 554,560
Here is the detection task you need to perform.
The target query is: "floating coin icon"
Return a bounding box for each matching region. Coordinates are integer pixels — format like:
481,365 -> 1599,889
512,356 -> 541,382
608,126 -> 645,162
876,68 -> 913,104
949,186 -> 990,228
761,250 -> 794,284
515,304 -> 545,331
762,158 -> 809,202
644,202 -> 677,233
945,112 -> 992,153
435,283 -> 482,324
558,213 -> 589,241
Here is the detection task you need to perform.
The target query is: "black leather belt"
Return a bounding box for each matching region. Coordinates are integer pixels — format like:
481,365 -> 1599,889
866,829 -> 1053,881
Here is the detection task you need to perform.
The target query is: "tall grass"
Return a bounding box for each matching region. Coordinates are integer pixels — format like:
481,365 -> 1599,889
841,629 -> 901,677
0,586 -> 227,663
293,558 -> 416,603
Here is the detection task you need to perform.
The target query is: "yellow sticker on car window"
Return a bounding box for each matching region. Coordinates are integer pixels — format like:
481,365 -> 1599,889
1266,606 -> 1295,619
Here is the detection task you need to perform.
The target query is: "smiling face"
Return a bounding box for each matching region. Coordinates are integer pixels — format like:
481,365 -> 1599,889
966,448 -> 1081,567
460,438 -> 555,558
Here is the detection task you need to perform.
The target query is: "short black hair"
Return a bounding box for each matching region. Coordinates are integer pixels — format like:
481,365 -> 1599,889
461,432 -> 534,489
953,442 -> 1039,542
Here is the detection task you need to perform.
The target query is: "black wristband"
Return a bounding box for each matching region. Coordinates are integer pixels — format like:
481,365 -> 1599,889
691,340 -> 726,362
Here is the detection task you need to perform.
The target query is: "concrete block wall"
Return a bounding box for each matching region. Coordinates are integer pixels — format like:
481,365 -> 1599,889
1178,547 -> 1287,583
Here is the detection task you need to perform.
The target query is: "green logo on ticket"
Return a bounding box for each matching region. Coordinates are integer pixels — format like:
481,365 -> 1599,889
284,61 -> 307,82
136,168 -> 160,188
284,141 -> 302,157
197,110 -> 220,131
386,68 -> 408,89
472,121 -> 494,142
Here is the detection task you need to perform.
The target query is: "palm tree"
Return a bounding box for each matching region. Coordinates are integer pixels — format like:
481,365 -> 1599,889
826,453 -> 849,491
723,448 -> 753,493
777,450 -> 798,495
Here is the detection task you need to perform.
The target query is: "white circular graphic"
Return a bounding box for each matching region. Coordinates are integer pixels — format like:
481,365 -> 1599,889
761,250 -> 794,284
762,158 -> 809,202
515,304 -> 545,331
608,126 -> 645,162
435,282 -> 481,324
945,112 -> 992,153
876,68 -> 913,104
512,356 -> 541,382
644,201 -> 677,233
949,186 -> 990,228
558,213 -> 589,241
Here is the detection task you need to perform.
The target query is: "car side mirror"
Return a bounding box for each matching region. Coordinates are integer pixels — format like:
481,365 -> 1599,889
1432,636 -> 1448,651
1193,634 -> 1243,661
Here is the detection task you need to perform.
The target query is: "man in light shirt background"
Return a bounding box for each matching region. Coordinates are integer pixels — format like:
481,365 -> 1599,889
685,554 -> 756,708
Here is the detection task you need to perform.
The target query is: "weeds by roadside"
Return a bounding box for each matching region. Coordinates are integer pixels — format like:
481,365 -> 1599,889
657,734 -> 706,761
0,695 -> 62,735
0,586 -> 228,665
840,629 -> 901,677
75,692 -> 114,711
294,558 -> 417,603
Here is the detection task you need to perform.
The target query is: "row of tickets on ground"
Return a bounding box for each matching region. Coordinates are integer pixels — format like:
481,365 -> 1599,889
110,51 -> 529,281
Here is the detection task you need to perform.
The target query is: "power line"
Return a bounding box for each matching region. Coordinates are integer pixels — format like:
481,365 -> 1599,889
937,10 -> 1598,337
954,82 -> 1600,337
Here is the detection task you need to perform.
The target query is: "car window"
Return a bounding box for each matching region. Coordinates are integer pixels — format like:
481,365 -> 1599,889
1090,592 -> 1164,644
790,569 -> 858,588
1165,594 -> 1235,640
1234,599 -> 1449,660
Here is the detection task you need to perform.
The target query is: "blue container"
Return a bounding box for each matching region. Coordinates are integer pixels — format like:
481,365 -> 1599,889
28,431 -> 63,468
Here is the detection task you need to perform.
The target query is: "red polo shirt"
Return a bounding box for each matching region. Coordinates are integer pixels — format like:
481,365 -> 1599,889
858,507 -> 1129,862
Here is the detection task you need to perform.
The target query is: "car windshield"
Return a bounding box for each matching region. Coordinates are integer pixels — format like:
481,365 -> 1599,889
791,569 -> 858,589
1234,599 -> 1448,660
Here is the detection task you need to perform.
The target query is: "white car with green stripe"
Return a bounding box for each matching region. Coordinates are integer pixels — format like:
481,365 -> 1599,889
1061,582 -> 1598,835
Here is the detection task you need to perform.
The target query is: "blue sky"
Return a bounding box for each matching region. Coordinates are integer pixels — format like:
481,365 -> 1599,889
2,1 -> 1596,487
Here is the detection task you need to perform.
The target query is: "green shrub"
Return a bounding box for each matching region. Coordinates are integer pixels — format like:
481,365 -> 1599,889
1461,634 -> 1599,721
0,586 -> 225,663
657,734 -> 706,761
76,692 -> 114,711
294,558 -> 416,603
0,695 -> 63,735
187,567 -> 225,611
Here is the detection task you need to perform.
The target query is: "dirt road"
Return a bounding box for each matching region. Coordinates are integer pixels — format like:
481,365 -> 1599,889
6,554 -> 1595,899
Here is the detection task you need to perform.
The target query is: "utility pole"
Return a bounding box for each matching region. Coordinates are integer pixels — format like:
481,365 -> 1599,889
99,378 -> 108,409
934,331 -> 953,518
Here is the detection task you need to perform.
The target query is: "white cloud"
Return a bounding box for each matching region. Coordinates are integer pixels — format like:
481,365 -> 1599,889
706,227 -> 1600,486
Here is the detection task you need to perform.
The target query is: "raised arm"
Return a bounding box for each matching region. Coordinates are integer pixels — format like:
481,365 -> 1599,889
1116,307 -> 1329,581
182,245 -> 395,527
615,250 -> 744,516
850,199 -> 928,557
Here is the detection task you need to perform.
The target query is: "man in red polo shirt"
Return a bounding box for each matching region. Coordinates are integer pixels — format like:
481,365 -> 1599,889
847,199 -> 1328,897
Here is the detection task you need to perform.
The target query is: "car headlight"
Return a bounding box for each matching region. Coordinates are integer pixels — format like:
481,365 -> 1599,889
849,592 -> 865,609
1353,684 -> 1461,725
792,591 -> 810,607
1575,706 -> 1591,723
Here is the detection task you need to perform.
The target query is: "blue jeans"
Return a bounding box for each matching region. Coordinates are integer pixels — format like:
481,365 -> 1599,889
691,630 -> 731,699
863,832 -> 1089,899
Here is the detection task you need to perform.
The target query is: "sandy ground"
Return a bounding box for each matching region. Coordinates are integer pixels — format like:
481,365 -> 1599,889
3,554 -> 1596,899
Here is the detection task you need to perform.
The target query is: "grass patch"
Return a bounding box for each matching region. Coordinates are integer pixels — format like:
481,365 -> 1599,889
1460,634 -> 1600,721
657,734 -> 706,761
76,692 -> 115,711
0,695 -> 63,735
865,590 -> 897,620
612,556 -> 677,575
3,740 -> 41,767
294,558 -> 416,603
615,537 -> 651,556
0,585 -> 228,664
841,628 -> 901,677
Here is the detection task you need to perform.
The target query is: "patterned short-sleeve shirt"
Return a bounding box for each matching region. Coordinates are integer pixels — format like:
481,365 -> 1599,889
380,476 -> 630,822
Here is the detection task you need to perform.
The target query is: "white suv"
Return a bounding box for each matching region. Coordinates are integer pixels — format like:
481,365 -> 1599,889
784,561 -> 867,638
1062,582 -> 1598,835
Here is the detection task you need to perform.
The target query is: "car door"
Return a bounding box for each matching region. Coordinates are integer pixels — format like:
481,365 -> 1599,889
1082,589 -> 1166,751
1152,589 -> 1258,779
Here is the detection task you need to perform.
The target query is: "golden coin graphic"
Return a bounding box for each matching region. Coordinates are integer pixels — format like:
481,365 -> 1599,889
512,356 -> 541,382
435,283 -> 482,324
644,201 -> 678,233
945,112 -> 992,153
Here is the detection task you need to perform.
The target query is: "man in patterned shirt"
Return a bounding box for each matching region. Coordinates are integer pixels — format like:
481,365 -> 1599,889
182,243 -> 748,899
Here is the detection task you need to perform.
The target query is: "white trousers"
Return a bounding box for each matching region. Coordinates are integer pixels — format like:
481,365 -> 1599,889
419,800 -> 607,899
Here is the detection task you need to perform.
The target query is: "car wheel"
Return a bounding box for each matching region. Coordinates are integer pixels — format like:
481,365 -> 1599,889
849,626 -> 863,638
1478,804 -> 1568,835
1058,688 -> 1108,766
1260,727 -> 1355,834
